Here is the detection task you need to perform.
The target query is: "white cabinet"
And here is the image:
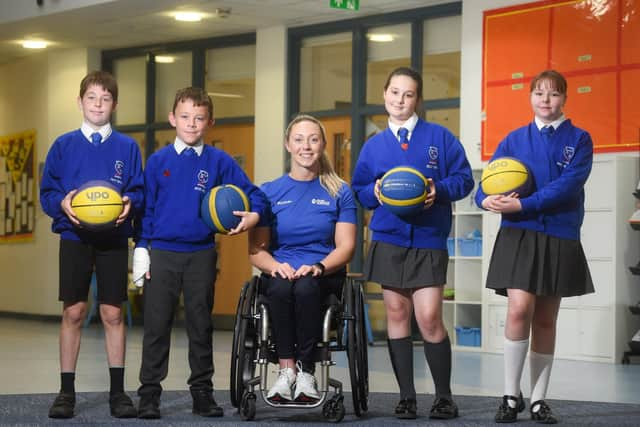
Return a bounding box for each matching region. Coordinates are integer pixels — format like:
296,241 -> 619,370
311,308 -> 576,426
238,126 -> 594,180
481,156 -> 640,363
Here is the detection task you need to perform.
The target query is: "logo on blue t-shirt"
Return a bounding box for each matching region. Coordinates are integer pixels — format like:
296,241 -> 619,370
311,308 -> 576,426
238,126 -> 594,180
276,200 -> 292,205
312,198 -> 330,206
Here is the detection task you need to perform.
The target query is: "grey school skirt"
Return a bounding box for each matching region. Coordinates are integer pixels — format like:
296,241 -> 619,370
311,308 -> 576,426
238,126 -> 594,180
486,227 -> 595,297
364,240 -> 448,289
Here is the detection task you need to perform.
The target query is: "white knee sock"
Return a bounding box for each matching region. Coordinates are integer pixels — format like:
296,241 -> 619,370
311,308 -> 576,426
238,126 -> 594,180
503,337 -> 529,407
529,351 -> 554,410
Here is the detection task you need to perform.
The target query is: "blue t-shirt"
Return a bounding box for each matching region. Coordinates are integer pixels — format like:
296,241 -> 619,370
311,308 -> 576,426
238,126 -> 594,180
260,175 -> 357,269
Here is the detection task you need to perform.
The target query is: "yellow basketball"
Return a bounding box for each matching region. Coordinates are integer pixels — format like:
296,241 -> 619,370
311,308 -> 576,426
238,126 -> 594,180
480,157 -> 533,196
71,180 -> 123,230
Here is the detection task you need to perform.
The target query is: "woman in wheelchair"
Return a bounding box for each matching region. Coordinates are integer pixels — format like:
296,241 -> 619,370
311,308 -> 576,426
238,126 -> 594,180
249,114 -> 357,404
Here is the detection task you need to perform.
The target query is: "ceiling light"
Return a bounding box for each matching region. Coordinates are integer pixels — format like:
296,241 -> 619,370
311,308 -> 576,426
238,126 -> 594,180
208,92 -> 243,99
368,34 -> 394,42
174,11 -> 203,22
155,55 -> 175,64
22,40 -> 48,49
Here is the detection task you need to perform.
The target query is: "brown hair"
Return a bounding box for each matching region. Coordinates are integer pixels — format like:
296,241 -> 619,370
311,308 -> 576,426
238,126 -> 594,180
384,66 -> 423,101
79,70 -> 118,102
530,69 -> 567,95
172,87 -> 214,118
285,114 -> 344,198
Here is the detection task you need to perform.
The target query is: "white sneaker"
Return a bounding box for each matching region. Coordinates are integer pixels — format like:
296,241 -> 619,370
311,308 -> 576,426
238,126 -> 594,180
266,367 -> 296,402
293,371 -> 320,402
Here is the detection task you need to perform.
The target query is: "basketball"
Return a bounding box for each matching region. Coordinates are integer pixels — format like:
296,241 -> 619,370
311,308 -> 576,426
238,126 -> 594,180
201,184 -> 250,234
379,166 -> 429,217
71,180 -> 123,230
480,157 -> 533,196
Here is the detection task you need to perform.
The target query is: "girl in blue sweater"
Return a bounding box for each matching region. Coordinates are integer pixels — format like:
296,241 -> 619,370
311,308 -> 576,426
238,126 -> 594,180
352,67 -> 473,420
475,70 -> 594,424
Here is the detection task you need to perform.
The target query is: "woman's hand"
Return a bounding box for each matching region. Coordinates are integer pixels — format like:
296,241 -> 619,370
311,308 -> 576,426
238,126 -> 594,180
272,262 -> 296,281
295,263 -> 323,278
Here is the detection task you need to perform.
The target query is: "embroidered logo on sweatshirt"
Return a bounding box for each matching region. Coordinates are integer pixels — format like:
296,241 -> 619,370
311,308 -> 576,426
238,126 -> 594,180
110,160 -> 125,184
426,146 -> 439,169
194,169 -> 209,192
312,198 -> 330,206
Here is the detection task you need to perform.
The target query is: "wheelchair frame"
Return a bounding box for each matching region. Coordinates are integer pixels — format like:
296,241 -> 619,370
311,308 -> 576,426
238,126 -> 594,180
229,274 -> 369,422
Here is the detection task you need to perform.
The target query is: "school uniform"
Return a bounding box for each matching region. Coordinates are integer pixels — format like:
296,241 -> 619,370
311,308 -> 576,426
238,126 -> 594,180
475,117 -> 595,297
137,139 -> 267,397
40,124 -> 144,303
259,175 -> 357,371
352,116 -> 474,288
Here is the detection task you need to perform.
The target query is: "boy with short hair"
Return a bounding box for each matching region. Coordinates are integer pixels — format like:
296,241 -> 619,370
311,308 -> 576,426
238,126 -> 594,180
133,86 -> 266,419
40,70 -> 144,419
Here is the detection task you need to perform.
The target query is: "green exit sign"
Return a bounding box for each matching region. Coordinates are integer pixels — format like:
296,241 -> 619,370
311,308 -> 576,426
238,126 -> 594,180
330,0 -> 359,11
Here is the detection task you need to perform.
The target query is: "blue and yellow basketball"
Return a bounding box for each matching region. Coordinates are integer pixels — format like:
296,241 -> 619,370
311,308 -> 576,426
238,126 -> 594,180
480,157 -> 533,196
70,180 -> 123,230
201,184 -> 250,234
379,166 -> 429,217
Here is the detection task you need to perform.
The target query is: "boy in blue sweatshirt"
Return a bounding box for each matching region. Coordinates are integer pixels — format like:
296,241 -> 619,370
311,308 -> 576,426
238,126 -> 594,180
40,70 -> 144,419
133,87 -> 266,419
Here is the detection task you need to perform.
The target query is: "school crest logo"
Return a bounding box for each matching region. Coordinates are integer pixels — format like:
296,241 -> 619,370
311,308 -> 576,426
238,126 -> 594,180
563,146 -> 575,162
429,146 -> 439,160
114,160 -> 124,176
195,170 -> 209,192
426,146 -> 439,170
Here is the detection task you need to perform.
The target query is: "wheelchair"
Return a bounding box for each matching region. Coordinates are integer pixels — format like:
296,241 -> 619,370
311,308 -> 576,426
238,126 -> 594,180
229,273 -> 369,422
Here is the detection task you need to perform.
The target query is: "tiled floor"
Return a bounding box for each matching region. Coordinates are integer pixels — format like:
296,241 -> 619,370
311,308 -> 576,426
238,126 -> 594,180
1,317 -> 639,404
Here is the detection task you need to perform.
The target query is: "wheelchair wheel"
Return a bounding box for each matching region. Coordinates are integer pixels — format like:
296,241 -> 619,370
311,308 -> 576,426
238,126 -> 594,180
230,277 -> 258,408
240,391 -> 256,421
322,395 -> 345,423
345,278 -> 369,416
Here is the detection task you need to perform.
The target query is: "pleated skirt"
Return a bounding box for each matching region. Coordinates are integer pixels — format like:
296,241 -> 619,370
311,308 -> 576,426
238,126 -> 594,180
363,240 -> 448,289
486,227 -> 594,297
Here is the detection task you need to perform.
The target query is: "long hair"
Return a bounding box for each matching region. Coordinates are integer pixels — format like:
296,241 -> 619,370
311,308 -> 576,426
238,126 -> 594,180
285,114 -> 344,198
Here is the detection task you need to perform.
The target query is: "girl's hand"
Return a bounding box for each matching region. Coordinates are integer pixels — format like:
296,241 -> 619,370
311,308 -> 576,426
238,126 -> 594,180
423,178 -> 436,209
374,179 -> 382,205
482,192 -> 521,213
115,196 -> 131,225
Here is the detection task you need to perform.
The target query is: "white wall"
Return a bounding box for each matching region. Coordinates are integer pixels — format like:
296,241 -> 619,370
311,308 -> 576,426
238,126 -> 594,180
0,48 -> 94,315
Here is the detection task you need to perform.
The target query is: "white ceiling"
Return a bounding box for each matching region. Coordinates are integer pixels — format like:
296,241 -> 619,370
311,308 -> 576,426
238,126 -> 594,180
0,0 -> 447,65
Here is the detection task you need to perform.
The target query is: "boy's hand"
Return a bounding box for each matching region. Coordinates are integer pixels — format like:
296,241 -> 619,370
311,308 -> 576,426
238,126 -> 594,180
61,190 -> 80,225
132,247 -> 151,287
115,196 -> 131,226
374,179 -> 382,205
227,211 -> 259,235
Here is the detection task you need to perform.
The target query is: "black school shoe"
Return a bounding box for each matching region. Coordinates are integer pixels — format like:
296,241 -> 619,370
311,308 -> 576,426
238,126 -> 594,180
109,392 -> 137,418
191,389 -> 224,417
137,393 -> 161,419
48,392 -> 75,418
495,392 -> 525,423
429,396 -> 459,419
530,400 -> 558,424
395,398 -> 417,419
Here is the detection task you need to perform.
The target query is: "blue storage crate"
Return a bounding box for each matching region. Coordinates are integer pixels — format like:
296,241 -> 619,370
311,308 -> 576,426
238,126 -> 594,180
455,326 -> 481,347
447,237 -> 455,255
457,237 -> 482,257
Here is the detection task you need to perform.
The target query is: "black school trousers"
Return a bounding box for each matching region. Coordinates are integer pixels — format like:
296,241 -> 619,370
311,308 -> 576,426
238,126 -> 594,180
138,247 -> 217,396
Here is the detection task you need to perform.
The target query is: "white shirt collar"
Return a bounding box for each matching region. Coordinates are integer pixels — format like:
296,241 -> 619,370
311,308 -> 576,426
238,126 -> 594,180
173,137 -> 204,156
535,114 -> 566,131
388,113 -> 419,141
81,122 -> 112,144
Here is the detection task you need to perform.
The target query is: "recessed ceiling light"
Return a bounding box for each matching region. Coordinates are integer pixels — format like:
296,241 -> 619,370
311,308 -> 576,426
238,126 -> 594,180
155,55 -> 175,64
368,34 -> 394,42
22,40 -> 48,49
174,11 -> 203,22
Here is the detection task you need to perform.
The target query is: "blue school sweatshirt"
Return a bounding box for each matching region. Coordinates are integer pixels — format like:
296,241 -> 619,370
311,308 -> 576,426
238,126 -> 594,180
474,120 -> 593,240
40,129 -> 144,242
352,119 -> 474,249
138,144 -> 267,252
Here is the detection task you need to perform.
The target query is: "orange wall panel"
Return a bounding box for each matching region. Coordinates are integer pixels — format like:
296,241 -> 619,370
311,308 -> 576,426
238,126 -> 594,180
483,83 -> 532,158
621,69 -> 640,148
564,72 -> 617,149
550,1 -> 618,72
621,1 -> 640,65
484,7 -> 550,82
